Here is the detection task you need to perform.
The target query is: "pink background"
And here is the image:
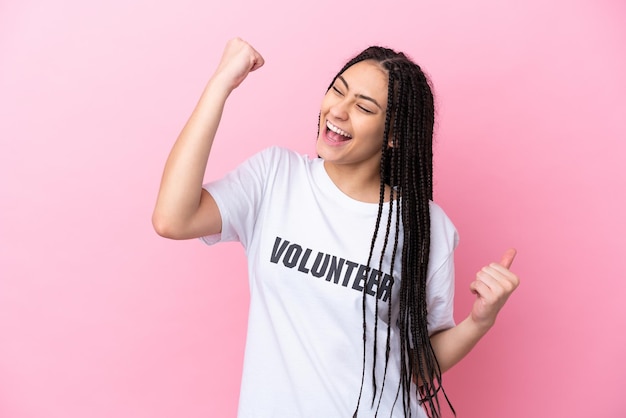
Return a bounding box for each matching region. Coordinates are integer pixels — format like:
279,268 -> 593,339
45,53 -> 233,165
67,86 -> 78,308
1,0 -> 625,417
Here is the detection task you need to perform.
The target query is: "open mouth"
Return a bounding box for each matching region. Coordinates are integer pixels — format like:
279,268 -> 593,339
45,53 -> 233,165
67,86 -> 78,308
326,121 -> 352,142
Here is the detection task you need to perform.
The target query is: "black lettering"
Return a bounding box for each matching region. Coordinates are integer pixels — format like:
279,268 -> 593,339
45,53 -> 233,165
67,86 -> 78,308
311,253 -> 330,278
365,269 -> 380,297
342,261 -> 359,287
269,236 -> 393,303
298,248 -> 312,273
352,265 -> 370,292
270,237 -> 289,264
377,273 -> 394,302
283,244 -> 303,268
326,256 -> 345,283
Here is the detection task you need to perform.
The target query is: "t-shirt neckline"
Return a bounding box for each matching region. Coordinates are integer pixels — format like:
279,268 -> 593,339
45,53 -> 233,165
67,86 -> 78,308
310,157 -> 393,213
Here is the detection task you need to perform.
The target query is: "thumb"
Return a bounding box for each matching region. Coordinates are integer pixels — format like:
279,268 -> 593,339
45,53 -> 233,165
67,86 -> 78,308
249,53 -> 265,72
499,248 -> 517,269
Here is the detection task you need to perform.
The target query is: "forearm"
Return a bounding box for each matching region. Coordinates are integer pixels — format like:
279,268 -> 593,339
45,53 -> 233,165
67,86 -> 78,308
430,251 -> 520,375
430,315 -> 492,374
152,77 -> 231,233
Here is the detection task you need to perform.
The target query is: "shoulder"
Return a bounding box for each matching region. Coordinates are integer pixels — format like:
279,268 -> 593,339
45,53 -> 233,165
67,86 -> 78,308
258,146 -> 305,160
428,201 -> 459,260
429,202 -> 457,239
252,146 -> 309,168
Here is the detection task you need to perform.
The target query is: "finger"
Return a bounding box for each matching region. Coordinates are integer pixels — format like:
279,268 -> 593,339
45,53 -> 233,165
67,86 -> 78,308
482,265 -> 519,293
250,53 -> 265,72
476,269 -> 500,292
469,278 -> 491,298
469,280 -> 482,295
469,280 -> 479,294
499,248 -> 517,269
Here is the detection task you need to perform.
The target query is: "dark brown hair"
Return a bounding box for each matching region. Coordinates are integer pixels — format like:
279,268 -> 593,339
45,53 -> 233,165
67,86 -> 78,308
327,47 -> 453,418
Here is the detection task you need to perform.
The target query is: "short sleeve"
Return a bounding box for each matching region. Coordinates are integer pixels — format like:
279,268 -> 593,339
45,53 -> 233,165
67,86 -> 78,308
199,147 -> 279,248
425,202 -> 459,336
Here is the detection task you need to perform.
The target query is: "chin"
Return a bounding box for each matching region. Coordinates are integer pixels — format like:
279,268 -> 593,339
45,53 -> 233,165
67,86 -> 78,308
315,138 -> 326,159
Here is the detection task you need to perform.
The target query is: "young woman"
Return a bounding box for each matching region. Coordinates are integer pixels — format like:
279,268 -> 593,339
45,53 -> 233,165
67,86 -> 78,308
153,37 -> 519,418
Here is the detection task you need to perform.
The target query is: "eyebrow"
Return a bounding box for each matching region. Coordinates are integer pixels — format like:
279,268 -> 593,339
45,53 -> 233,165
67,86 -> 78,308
337,75 -> 383,110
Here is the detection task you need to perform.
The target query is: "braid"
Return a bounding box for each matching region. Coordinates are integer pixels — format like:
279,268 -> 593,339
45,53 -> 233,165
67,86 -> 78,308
324,46 -> 453,418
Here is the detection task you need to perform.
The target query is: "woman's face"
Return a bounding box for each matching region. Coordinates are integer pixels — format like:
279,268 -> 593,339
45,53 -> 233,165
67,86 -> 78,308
316,60 -> 389,173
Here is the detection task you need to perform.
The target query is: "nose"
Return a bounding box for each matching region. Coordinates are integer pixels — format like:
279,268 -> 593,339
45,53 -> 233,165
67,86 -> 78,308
329,99 -> 349,121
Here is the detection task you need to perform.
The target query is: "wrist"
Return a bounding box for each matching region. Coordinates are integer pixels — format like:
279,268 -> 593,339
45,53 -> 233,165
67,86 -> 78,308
205,74 -> 236,98
465,314 -> 495,337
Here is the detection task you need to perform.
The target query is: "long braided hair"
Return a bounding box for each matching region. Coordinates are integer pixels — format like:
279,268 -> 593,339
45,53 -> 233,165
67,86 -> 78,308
324,47 -> 453,418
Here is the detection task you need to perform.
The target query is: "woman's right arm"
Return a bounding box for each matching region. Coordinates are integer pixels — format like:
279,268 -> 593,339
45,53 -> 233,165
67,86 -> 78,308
152,38 -> 264,239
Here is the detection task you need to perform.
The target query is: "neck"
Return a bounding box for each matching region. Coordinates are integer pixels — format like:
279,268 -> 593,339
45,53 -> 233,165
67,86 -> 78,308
323,160 -> 392,203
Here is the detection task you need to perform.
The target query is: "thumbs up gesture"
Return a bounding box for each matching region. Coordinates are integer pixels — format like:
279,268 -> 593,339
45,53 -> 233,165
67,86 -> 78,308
469,249 -> 520,330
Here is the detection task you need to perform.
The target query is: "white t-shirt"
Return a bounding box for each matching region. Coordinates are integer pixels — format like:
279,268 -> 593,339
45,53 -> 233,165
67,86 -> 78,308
202,146 -> 458,417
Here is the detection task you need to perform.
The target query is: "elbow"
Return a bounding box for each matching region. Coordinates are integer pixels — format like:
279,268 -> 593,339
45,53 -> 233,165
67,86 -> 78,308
152,211 -> 184,239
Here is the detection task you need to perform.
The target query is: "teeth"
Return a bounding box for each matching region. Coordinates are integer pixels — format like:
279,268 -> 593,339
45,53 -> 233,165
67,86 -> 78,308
326,121 -> 352,138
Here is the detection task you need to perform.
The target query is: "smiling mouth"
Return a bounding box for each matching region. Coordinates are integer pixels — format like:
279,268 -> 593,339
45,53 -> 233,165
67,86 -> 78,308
326,121 -> 352,140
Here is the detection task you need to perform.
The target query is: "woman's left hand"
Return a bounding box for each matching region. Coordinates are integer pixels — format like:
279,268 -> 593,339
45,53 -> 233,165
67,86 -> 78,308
469,249 -> 520,330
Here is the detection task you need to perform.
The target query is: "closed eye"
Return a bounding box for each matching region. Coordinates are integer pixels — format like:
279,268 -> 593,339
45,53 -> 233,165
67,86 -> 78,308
358,105 -> 374,114
332,85 -> 344,96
